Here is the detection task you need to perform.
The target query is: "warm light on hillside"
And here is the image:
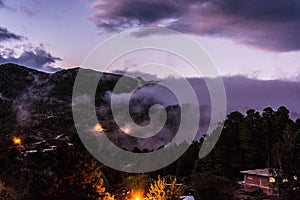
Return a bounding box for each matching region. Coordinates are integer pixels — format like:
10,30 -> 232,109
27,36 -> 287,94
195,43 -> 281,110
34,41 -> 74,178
123,126 -> 131,134
93,123 -> 104,132
13,136 -> 22,145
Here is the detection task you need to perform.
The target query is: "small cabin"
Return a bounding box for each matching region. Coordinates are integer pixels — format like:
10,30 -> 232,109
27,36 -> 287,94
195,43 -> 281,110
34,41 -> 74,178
238,168 -> 280,196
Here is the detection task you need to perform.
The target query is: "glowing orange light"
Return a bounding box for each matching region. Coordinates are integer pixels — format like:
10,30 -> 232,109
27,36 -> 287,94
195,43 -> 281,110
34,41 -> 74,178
13,137 -> 22,145
130,190 -> 143,200
123,127 -> 131,134
93,123 -> 104,132
269,177 -> 276,183
283,178 -> 289,183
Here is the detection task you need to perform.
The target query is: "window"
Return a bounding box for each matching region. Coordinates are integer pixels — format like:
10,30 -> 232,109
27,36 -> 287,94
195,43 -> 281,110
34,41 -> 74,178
269,177 -> 275,183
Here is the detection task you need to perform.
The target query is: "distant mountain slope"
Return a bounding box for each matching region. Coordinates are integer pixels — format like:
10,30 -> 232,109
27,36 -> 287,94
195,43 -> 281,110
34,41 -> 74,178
1,63 -> 300,123
0,63 -> 49,99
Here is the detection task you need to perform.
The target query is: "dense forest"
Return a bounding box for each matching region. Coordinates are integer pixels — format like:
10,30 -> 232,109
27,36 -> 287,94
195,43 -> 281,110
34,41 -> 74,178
1,105 -> 299,199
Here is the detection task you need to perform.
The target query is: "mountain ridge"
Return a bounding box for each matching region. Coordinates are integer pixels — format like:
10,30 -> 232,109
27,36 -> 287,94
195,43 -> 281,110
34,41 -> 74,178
1,63 -> 300,120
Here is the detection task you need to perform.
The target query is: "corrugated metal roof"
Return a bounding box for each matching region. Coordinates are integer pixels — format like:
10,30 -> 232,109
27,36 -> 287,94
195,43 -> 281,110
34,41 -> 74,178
240,168 -> 281,177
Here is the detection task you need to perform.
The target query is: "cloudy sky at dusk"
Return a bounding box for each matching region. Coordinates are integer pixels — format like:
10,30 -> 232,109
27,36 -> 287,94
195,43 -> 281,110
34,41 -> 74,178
1,0 -> 300,80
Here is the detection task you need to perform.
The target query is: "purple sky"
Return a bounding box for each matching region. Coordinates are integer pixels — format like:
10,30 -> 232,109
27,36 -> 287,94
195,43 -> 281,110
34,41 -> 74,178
0,0 -> 300,80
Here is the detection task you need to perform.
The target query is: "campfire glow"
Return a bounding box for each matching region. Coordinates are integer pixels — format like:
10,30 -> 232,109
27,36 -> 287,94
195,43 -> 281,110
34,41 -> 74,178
93,123 -> 104,132
13,136 -> 22,145
130,190 -> 143,200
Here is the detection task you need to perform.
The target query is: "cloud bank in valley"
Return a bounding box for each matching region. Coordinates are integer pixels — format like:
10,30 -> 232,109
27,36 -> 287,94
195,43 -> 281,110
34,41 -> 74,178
106,75 -> 300,119
89,0 -> 300,52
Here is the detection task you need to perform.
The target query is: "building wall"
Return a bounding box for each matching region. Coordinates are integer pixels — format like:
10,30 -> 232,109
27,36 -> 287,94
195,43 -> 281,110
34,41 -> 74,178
243,174 -> 279,196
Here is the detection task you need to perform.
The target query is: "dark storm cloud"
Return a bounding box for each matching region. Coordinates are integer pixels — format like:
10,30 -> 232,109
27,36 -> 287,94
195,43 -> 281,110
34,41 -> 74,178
116,1 -> 179,22
89,0 -> 180,31
89,0 -> 300,52
0,27 -> 25,42
0,47 -> 62,72
0,0 -> 5,8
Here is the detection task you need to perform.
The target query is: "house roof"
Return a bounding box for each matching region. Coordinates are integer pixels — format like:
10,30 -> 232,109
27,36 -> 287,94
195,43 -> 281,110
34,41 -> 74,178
240,168 -> 281,177
181,196 -> 195,200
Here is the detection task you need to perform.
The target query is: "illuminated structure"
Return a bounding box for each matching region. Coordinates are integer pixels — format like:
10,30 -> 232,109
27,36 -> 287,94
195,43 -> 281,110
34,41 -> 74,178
238,168 -> 280,196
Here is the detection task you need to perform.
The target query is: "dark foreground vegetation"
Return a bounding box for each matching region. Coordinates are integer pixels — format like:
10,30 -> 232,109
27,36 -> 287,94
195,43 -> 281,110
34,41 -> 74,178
1,106 -> 299,199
